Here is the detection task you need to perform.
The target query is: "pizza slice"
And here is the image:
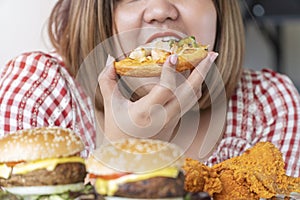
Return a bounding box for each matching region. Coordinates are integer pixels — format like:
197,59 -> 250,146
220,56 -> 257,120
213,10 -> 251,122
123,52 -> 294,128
114,36 -> 209,77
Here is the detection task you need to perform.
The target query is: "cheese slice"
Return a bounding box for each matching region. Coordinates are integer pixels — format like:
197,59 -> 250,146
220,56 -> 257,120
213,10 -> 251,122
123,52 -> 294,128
13,156 -> 84,174
0,164 -> 12,179
0,156 -> 84,179
95,167 -> 180,196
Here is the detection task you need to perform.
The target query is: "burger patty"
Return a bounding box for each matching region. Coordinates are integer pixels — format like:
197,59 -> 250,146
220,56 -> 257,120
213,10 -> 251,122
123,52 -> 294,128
114,171 -> 185,198
0,163 -> 86,187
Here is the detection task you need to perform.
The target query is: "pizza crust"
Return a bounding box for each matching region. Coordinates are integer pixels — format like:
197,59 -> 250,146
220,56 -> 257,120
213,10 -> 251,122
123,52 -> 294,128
114,38 -> 208,77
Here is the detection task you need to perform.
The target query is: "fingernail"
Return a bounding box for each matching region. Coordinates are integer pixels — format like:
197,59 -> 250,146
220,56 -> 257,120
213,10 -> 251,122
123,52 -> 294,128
169,54 -> 178,65
106,54 -> 115,66
210,52 -> 219,63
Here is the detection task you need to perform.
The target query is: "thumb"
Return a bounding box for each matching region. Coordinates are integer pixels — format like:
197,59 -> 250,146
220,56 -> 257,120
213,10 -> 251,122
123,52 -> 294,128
98,55 -> 124,102
98,54 -> 116,84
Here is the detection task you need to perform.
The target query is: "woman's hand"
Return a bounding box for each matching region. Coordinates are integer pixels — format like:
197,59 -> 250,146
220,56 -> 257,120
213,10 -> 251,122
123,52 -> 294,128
98,52 -> 218,141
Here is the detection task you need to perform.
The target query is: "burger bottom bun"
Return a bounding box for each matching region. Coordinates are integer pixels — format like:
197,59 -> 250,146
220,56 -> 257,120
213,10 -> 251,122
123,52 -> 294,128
3,183 -> 84,196
105,197 -> 183,200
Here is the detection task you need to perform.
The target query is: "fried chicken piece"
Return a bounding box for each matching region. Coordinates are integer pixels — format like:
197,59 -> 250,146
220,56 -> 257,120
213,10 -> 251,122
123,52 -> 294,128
214,168 -> 259,200
213,142 -> 300,199
183,142 -> 300,200
183,158 -> 222,196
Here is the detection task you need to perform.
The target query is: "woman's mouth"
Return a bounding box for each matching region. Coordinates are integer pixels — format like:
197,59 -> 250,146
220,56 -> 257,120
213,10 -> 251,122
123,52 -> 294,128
146,32 -> 184,44
151,36 -> 180,43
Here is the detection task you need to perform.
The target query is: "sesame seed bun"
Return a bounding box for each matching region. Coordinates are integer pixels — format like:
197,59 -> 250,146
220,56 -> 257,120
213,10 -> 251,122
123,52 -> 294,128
0,127 -> 84,162
87,138 -> 184,174
85,154 -> 117,176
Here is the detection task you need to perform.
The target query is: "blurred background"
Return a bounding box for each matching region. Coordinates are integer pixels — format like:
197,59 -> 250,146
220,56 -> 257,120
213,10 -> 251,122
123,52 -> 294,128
1,0 -> 300,89
242,0 -> 300,89
0,0 -> 55,67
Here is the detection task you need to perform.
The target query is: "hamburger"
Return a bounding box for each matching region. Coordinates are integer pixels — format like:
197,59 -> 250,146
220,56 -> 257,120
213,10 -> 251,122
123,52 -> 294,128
114,36 -> 208,77
85,138 -> 186,199
0,127 -> 94,199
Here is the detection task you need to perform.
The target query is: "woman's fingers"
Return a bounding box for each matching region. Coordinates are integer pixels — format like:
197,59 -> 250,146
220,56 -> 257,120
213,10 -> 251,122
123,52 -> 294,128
98,52 -> 218,136
164,52 -> 219,116
127,54 -> 178,135
188,52 -> 218,91
160,54 -> 178,91
143,54 -> 178,106
98,55 -> 124,104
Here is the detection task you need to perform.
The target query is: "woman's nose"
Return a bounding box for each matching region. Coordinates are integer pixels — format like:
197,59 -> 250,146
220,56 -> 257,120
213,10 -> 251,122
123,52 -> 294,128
143,0 -> 178,23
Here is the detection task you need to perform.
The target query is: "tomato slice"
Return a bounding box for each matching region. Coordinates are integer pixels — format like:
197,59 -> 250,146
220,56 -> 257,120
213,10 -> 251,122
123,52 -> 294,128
89,172 -> 130,180
5,161 -> 24,167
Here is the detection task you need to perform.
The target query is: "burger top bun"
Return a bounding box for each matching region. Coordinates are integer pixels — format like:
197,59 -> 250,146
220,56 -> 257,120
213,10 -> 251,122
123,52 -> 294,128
85,154 -> 118,176
0,126 -> 84,162
88,138 -> 184,174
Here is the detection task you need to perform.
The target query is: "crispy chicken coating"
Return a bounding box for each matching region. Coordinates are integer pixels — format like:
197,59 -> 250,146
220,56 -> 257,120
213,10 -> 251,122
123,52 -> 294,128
183,158 -> 222,196
183,142 -> 300,200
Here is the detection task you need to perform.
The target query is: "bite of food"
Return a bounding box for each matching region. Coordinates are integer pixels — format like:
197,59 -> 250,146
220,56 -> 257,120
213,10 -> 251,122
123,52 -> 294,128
114,36 -> 208,77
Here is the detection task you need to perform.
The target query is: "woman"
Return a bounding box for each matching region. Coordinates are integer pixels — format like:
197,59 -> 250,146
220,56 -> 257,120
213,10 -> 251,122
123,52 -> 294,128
0,0 -> 299,176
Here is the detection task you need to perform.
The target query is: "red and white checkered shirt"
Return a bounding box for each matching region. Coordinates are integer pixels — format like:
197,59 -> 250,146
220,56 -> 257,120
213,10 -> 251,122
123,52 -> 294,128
1,52 -> 299,176
207,68 -> 300,177
0,52 -> 96,157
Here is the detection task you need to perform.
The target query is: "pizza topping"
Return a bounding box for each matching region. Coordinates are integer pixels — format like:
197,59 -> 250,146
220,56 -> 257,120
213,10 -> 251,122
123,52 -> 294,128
151,49 -> 170,62
178,48 -> 198,55
129,47 -> 147,61
128,36 -> 201,63
177,36 -> 198,48
114,36 -> 208,77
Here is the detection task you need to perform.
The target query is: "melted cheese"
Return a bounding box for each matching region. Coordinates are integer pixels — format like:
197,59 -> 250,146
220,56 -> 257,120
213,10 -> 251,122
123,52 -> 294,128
127,37 -> 198,64
129,47 -> 148,62
95,167 -> 179,196
0,164 -> 12,179
0,157 -> 84,179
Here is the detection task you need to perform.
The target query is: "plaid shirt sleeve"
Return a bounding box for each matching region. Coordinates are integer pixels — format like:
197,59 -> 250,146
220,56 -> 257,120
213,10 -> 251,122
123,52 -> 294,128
208,68 -> 300,177
0,52 -> 96,156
